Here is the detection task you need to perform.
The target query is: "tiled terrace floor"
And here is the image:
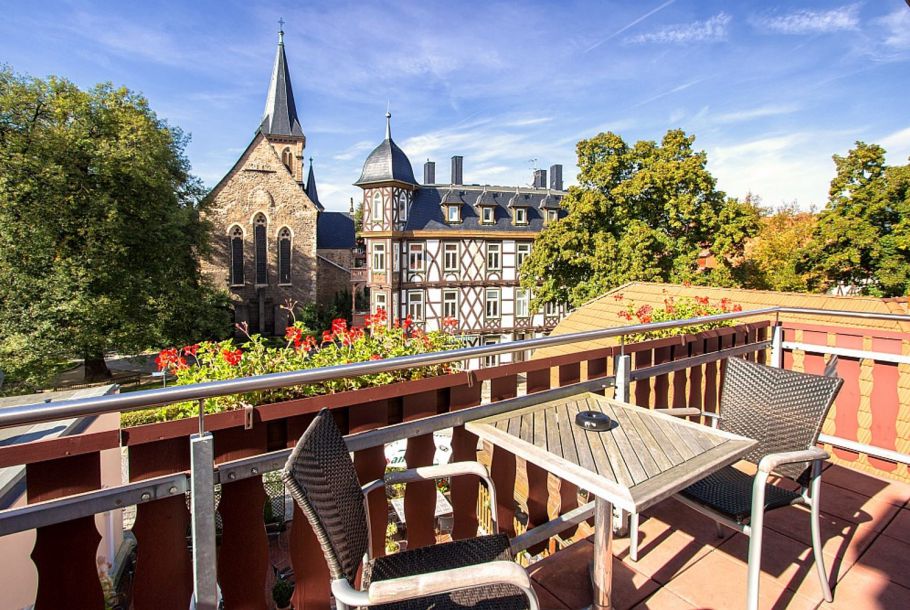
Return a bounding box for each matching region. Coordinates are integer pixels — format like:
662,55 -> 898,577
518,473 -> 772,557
527,463 -> 910,610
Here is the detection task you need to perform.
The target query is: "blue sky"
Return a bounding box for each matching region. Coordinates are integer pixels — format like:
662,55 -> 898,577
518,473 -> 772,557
2,1 -> 908,211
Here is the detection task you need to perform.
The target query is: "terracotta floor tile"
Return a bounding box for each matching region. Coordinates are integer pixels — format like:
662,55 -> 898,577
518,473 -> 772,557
850,532 -> 910,589
818,561 -> 910,610
763,504 -> 878,568
816,482 -> 901,531
665,547 -> 822,610
632,587 -> 697,610
532,579 -> 570,610
719,529 -> 836,601
881,508 -> 910,545
615,500 -> 733,585
822,465 -> 910,506
528,538 -> 659,610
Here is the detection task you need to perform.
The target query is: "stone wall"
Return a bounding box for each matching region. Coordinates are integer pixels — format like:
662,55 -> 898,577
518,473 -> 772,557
201,133 -> 318,334
316,250 -> 353,309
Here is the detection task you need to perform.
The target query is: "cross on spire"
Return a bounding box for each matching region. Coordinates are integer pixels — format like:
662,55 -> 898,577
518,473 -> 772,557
277,18 -> 285,44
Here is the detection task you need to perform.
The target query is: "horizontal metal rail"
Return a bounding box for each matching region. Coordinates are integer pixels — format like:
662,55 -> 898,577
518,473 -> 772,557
782,341 -> 910,365
2,305 -> 907,430
818,434 -> 910,466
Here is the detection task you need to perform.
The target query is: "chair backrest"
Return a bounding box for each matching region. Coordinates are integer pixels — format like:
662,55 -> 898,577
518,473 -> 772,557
281,409 -> 368,584
718,357 -> 843,480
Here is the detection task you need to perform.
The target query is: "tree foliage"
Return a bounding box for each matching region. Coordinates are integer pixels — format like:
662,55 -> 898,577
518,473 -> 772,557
799,142 -> 910,296
740,202 -> 817,292
0,66 -> 230,391
520,130 -> 760,306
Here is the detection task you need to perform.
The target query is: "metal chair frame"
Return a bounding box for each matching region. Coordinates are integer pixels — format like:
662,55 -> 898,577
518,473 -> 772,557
628,357 -> 842,610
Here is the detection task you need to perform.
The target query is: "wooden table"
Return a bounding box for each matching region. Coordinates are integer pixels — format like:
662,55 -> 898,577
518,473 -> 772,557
466,392 -> 757,610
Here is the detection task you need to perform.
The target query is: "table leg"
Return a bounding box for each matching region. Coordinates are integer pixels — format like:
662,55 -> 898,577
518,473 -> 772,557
593,496 -> 613,610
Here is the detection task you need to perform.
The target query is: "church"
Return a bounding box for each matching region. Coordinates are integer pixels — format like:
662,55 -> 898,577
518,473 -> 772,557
201,27 -> 355,335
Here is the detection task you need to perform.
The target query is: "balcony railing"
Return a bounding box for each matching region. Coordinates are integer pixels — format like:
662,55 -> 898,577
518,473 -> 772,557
0,306 -> 908,609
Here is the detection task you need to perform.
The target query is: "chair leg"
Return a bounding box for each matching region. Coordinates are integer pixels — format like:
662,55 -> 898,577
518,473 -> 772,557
809,462 -> 834,603
746,472 -> 769,610
629,511 -> 639,562
715,520 -> 725,538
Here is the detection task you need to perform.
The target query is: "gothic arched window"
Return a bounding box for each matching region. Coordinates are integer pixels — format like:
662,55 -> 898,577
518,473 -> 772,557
281,148 -> 292,172
229,225 -> 244,286
254,214 -> 267,285
371,191 -> 382,221
397,191 -> 408,222
278,227 -> 292,285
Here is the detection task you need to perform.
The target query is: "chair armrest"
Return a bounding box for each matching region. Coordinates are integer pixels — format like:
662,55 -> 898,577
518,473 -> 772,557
329,561 -> 537,608
385,461 -> 490,485
758,447 -> 829,474
654,407 -> 703,418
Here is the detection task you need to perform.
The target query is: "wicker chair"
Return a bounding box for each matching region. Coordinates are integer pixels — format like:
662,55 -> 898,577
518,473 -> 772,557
629,357 -> 843,610
282,409 -> 540,610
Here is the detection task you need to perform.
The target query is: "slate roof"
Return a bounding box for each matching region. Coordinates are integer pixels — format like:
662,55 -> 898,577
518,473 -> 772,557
317,212 -> 356,249
405,185 -> 566,232
260,31 -> 304,138
305,161 -> 324,211
354,113 -> 418,186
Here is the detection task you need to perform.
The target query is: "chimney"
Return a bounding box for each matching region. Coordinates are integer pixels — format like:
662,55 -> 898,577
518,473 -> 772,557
549,164 -> 563,191
424,160 -> 436,184
532,168 -> 547,189
451,155 -> 464,185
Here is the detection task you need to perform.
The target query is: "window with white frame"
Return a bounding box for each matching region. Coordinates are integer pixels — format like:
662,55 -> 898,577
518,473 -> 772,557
545,301 -> 559,316
485,288 -> 501,319
407,243 -> 425,272
443,289 -> 458,319
371,191 -> 382,221
443,243 -> 459,272
482,207 -> 495,224
372,243 -> 385,271
483,336 -> 500,367
516,243 -> 531,268
515,289 -> 529,318
407,290 -> 425,322
398,192 -> 408,221
447,205 -> 461,223
513,207 -> 527,225
374,291 -> 387,314
546,209 -> 558,224
393,243 -> 400,272
486,243 -> 501,271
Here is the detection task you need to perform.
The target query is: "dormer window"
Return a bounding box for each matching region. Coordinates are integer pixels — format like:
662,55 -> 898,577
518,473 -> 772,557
447,205 -> 461,223
482,207 -> 495,224
371,191 -> 382,221
513,207 -> 528,225
546,209 -> 558,224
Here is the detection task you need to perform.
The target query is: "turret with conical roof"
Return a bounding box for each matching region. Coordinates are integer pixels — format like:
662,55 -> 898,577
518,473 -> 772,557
305,158 -> 324,211
260,26 -> 304,139
354,112 -> 417,186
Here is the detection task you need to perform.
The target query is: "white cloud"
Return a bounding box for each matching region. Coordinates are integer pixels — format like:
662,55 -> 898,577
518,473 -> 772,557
752,5 -> 859,35
586,0 -> 676,52
626,12 -> 731,44
880,126 -> 910,164
711,104 -> 800,124
876,8 -> 910,50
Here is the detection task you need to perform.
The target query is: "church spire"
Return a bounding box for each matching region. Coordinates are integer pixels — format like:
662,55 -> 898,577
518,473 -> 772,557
260,20 -> 304,138
305,157 -> 324,211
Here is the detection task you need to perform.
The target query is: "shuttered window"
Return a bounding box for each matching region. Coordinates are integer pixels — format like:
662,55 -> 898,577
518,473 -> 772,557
230,226 -> 244,286
254,214 -> 267,285
278,227 -> 291,285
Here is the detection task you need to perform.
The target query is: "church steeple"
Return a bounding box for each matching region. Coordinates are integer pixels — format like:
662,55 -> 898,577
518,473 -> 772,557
305,158 -> 324,211
260,21 -> 304,138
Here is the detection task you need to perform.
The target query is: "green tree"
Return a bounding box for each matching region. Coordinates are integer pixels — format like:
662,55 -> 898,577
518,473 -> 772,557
799,142 -> 910,296
0,66 -> 230,391
740,202 -> 817,292
520,130 -> 760,306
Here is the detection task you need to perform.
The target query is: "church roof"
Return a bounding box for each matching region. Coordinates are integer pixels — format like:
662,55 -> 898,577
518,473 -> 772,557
305,159 -> 323,211
354,113 -> 417,186
260,29 -> 304,138
317,212 -> 356,249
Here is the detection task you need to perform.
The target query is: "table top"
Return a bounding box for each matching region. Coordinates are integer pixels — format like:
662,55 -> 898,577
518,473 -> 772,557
466,392 -> 757,513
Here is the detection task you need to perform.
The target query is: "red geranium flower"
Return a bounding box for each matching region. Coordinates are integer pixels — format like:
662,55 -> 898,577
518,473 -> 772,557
182,344 -> 199,357
222,348 -> 242,366
331,318 -> 347,335
155,348 -> 179,371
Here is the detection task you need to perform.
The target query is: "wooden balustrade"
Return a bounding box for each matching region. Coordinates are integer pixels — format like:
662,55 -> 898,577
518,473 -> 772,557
14,318 -> 909,610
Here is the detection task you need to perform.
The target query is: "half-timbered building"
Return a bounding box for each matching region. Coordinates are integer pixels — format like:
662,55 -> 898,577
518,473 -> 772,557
355,115 -> 569,363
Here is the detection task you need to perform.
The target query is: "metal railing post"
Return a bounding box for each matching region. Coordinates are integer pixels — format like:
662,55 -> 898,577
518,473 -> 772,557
770,323 -> 784,368
614,354 -> 631,403
190,398 -> 218,609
